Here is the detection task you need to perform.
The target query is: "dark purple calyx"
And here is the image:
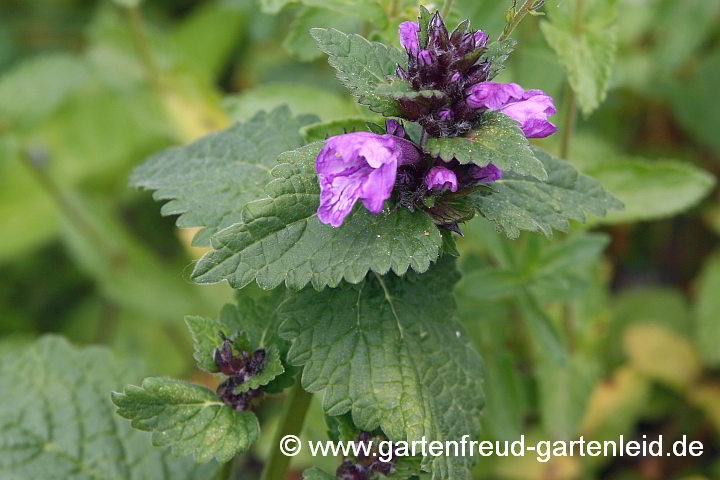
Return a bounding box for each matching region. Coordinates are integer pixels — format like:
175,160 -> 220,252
213,335 -> 267,411
334,432 -> 397,479
396,11 -> 492,137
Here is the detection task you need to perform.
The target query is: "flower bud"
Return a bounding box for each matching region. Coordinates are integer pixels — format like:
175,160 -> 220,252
418,49 -> 436,67
437,109 -> 454,121
386,119 -> 405,138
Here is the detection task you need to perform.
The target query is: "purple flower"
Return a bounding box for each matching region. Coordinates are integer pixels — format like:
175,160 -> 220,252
418,49 -> 435,66
469,164 -> 504,183
474,31 -> 489,47
399,21 -> 420,56
316,132 -> 421,227
467,82 -> 557,138
425,166 -> 458,192
386,119 -> 405,138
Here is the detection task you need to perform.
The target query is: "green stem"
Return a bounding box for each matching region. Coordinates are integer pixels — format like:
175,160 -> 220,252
260,378 -> 313,480
441,0 -> 455,19
21,149 -> 123,264
560,86 -> 577,159
126,5 -> 163,92
498,0 -> 535,41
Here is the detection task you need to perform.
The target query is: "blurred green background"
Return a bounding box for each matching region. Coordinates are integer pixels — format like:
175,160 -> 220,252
1,0 -> 719,479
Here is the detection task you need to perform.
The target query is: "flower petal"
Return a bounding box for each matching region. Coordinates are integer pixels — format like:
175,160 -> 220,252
399,21 -> 420,56
425,166 -> 458,192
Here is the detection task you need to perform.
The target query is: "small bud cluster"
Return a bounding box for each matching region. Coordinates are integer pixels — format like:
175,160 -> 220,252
396,11 -> 492,137
335,432 -> 398,480
214,335 -> 266,411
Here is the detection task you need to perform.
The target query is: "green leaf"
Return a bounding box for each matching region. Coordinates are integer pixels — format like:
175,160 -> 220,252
694,252 -> 720,367
0,336 -> 219,480
375,79 -> 448,106
224,84 -> 359,122
130,106 -> 319,247
263,0 -> 387,25
192,143 -> 443,291
233,345 -> 285,394
0,53 -> 89,125
311,28 -> 408,116
471,147 -> 622,238
584,158 -> 715,224
303,467 -> 337,480
112,377 -> 259,463
278,259 -> 484,480
426,111 -> 547,179
185,306 -> 247,373
300,118 -> 373,143
284,7 -> 364,62
540,0 -> 618,115
483,39 -> 516,80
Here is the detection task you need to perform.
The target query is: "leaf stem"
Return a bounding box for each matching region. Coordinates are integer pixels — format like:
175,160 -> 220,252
441,0 -> 455,19
498,0 -> 535,41
260,378 -> 313,480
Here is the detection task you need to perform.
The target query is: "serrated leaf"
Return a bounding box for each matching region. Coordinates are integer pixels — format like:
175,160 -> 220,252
300,118 -> 373,143
375,79 -> 448,105
130,106 -> 319,246
471,147 -> 622,238
483,39 -> 516,80
192,143 -> 443,291
112,377 -> 259,463
278,259 -> 484,480
0,336 -> 219,480
583,158 -> 715,224
185,305 -> 251,373
232,345 -> 285,394
426,111 -> 547,179
311,28 -> 408,116
541,0 -> 618,115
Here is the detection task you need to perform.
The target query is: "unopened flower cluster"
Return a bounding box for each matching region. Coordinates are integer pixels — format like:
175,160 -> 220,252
336,432 -> 398,480
316,10 -> 557,230
214,335 -> 266,411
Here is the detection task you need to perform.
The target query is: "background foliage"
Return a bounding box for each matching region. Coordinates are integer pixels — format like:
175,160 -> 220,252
1,0 -> 719,479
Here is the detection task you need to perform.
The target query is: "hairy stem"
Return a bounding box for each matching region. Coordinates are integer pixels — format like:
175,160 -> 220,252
441,0 -> 455,19
498,0 -> 535,41
261,378 -> 313,480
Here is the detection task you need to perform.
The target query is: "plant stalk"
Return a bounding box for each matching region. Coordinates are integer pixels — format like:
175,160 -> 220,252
498,0 -> 535,41
560,87 -> 577,159
126,5 -> 163,93
441,0 -> 455,19
260,378 -> 313,480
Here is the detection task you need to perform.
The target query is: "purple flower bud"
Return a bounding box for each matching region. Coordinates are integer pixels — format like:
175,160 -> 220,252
418,49 -> 435,67
437,109 -> 454,121
450,72 -> 464,83
386,119 -> 405,138
396,64 -> 409,81
474,31 -> 489,48
316,132 -> 421,227
399,21 -> 420,56
469,164 -> 504,183
467,82 -> 557,138
425,166 -> 458,192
